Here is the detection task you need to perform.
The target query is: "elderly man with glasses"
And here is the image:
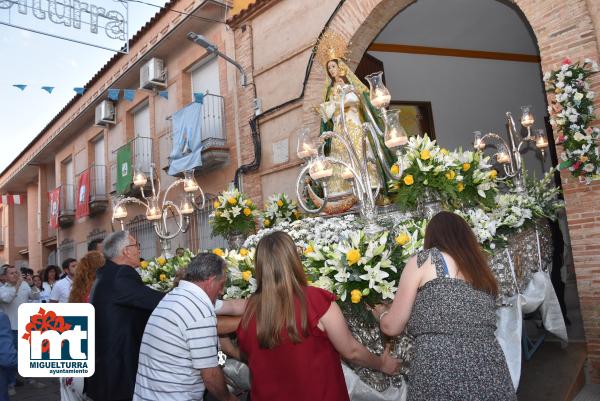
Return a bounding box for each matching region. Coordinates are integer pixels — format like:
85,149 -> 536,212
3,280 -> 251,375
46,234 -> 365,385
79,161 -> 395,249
86,231 -> 165,401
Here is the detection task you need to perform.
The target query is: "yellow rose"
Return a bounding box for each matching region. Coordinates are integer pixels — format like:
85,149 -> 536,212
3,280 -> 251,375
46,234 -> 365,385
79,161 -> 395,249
140,261 -> 149,269
440,148 -> 449,156
157,257 -> 166,266
243,207 -> 252,216
276,200 -> 284,207
244,199 -> 253,206
242,270 -> 252,281
403,175 -> 414,186
159,274 -> 167,282
212,248 -> 224,257
420,149 -> 431,160
445,170 -> 456,180
390,164 -> 400,175
350,289 -> 362,304
239,248 -> 249,257
457,182 -> 465,192
213,200 -> 220,209
264,219 -> 271,227
346,249 -> 361,266
489,169 -> 498,180
462,163 -> 471,172
227,197 -> 237,205
304,245 -> 314,255
395,232 -> 410,246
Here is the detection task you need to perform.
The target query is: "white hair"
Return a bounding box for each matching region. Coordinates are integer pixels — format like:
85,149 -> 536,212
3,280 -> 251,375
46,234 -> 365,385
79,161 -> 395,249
103,231 -> 131,259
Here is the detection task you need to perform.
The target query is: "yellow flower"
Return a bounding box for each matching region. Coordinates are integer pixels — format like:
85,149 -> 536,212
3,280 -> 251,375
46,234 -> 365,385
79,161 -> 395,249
239,248 -> 249,257
457,182 -> 465,192
244,198 -> 253,206
445,170 -> 456,180
212,248 -> 224,257
213,200 -> 220,209
420,149 -> 431,160
276,200 -> 284,207
215,211 -> 221,217
157,257 -> 166,266
440,148 -> 449,156
462,163 -> 471,172
395,232 -> 410,246
304,245 -> 314,255
346,249 -> 361,266
227,197 -> 237,205
350,289 -> 362,304
264,219 -> 271,227
580,155 -> 589,162
403,175 -> 414,186
489,169 -> 498,180
140,261 -> 149,269
294,210 -> 302,219
390,164 -> 400,175
243,207 -> 252,216
242,270 -> 252,281
159,274 -> 167,282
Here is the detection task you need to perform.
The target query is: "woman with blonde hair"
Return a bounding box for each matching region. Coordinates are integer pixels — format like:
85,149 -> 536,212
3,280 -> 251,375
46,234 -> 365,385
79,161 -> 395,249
375,211 -> 515,400
236,231 -> 399,401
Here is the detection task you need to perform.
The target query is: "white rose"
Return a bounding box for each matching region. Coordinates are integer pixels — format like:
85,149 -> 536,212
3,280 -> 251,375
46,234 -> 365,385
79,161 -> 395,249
584,164 -> 595,172
569,114 -> 579,122
543,72 -> 551,81
587,91 -> 595,99
565,70 -> 573,77
574,92 -> 584,102
574,131 -> 586,141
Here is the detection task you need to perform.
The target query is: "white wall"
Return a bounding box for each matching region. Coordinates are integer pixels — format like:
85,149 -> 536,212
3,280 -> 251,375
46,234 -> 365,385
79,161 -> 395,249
369,51 -> 551,176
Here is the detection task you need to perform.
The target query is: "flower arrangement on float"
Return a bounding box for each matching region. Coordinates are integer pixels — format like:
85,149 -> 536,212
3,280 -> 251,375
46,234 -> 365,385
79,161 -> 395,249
388,135 -> 498,211
261,193 -> 302,228
218,247 -> 257,299
139,249 -> 194,291
210,187 -> 258,237
544,58 -> 600,184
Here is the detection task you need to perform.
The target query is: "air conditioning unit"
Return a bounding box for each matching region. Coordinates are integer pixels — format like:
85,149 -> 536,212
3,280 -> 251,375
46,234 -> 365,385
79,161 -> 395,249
140,58 -> 167,89
95,100 -> 116,126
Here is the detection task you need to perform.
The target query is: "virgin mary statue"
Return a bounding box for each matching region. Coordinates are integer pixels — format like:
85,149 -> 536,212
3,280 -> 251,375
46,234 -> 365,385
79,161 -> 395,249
308,32 -> 391,214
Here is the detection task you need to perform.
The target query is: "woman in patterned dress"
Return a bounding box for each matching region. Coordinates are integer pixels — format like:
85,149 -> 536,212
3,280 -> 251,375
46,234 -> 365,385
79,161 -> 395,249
375,211 -> 516,400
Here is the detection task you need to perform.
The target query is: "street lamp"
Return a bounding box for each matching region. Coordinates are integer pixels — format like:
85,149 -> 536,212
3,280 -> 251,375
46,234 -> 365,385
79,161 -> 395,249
187,32 -> 248,87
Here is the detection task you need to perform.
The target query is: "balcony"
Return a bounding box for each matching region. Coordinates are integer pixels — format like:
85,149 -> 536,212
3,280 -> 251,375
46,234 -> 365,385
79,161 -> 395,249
113,136 -> 153,195
90,164 -> 108,215
165,94 -> 229,175
0,226 -> 5,250
58,184 -> 75,228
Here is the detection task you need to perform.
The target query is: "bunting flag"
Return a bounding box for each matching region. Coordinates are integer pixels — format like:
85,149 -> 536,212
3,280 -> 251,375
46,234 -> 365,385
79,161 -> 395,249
159,90 -> 169,100
193,92 -> 205,104
73,87 -> 86,95
123,89 -> 136,102
116,144 -> 132,194
0,194 -> 26,205
41,86 -> 55,94
75,170 -> 90,219
108,88 -> 120,101
49,188 -> 60,229
13,84 -> 27,91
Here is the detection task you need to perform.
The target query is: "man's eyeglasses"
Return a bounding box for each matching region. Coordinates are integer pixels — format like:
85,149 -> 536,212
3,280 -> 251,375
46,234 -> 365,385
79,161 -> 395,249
127,242 -> 141,250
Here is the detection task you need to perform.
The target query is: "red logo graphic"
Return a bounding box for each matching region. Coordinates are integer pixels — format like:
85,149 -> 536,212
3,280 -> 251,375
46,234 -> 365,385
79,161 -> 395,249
22,308 -> 72,352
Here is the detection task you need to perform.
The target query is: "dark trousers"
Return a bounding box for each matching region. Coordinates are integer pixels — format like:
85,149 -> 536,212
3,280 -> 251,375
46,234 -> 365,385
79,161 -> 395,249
8,331 -> 16,387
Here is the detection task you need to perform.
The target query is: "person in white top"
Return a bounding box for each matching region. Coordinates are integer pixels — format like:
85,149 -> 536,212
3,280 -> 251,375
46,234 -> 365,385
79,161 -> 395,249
0,265 -> 40,393
50,259 -> 77,303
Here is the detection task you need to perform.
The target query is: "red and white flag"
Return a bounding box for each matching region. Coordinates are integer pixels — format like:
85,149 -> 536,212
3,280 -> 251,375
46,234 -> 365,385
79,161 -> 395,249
49,188 -> 60,229
76,170 -> 90,219
0,194 -> 26,205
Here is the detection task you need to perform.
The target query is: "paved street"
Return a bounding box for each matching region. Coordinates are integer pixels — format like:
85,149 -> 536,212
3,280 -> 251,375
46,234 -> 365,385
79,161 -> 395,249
11,378 -> 59,401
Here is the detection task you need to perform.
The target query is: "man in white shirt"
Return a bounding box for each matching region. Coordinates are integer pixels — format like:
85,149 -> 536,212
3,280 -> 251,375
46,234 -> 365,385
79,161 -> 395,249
0,265 -> 40,393
134,253 -> 239,401
50,258 -> 77,303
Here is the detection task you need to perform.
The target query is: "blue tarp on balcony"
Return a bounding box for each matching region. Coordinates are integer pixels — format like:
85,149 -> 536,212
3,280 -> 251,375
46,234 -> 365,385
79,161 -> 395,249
168,102 -> 204,176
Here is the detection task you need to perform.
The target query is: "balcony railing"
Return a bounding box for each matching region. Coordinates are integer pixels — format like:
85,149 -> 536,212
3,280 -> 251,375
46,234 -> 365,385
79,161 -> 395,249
0,225 -> 5,250
113,136 -> 153,194
165,94 -> 228,173
58,184 -> 75,228
90,164 -> 107,200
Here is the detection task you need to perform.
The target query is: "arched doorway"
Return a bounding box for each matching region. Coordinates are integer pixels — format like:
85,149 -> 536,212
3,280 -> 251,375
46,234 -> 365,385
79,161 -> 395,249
300,0 -> 600,387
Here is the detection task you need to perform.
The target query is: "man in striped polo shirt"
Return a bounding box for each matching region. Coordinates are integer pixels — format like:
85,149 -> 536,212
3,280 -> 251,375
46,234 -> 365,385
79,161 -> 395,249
134,253 -> 239,401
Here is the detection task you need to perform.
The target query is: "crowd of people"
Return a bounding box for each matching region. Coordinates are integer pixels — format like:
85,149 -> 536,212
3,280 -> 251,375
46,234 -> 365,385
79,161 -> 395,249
0,211 -> 517,401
